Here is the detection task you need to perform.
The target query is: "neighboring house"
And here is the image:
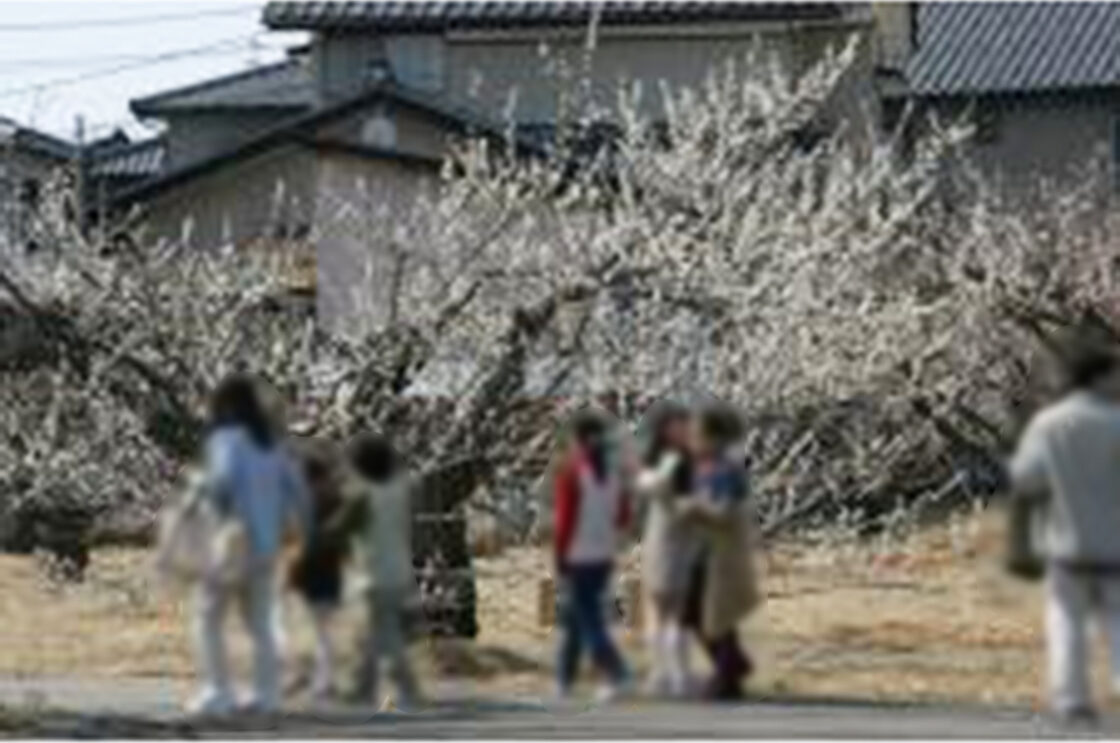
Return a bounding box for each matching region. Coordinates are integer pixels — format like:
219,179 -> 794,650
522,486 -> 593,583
0,118 -> 75,255
880,2 -> 1120,206
113,1 -> 880,332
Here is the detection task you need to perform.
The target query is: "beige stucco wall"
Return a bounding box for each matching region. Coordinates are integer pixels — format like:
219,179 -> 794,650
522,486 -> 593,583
313,149 -> 438,335
138,144 -> 315,249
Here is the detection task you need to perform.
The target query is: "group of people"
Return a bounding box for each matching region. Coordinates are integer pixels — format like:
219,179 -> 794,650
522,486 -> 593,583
547,400 -> 761,703
157,374 -> 421,716
157,373 -> 763,717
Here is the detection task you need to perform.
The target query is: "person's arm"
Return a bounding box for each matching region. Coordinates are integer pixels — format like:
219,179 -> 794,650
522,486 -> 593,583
1009,417 -> 1049,502
553,457 -> 581,571
281,451 -> 314,541
635,453 -> 681,503
204,431 -> 237,515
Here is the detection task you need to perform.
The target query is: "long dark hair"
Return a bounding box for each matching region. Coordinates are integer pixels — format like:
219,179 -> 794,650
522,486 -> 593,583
570,408 -> 610,482
643,400 -> 691,495
208,373 -> 276,449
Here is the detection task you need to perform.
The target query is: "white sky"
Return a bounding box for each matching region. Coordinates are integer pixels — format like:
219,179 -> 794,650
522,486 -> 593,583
0,1 -> 309,142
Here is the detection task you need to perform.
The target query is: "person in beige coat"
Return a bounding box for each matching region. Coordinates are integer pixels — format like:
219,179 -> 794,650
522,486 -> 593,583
676,402 -> 762,700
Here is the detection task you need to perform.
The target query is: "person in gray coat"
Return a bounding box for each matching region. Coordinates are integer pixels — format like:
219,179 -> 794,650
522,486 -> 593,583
1010,344 -> 1120,724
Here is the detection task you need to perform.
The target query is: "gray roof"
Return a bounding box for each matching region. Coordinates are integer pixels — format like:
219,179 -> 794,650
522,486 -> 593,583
908,2 -> 1120,97
0,117 -> 74,161
263,1 -> 847,32
131,59 -> 315,116
90,138 -> 166,179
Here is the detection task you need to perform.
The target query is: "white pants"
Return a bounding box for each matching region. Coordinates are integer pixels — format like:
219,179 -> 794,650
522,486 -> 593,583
1046,565 -> 1120,713
194,568 -> 281,712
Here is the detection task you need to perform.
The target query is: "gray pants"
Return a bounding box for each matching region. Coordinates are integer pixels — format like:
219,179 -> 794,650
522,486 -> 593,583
354,588 -> 420,706
1047,565 -> 1120,713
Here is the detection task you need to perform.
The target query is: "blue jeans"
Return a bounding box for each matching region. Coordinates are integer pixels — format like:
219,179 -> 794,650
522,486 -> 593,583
556,563 -> 629,689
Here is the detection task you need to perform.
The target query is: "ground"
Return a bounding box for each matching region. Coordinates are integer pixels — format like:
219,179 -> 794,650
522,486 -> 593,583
2,505 -> 1120,735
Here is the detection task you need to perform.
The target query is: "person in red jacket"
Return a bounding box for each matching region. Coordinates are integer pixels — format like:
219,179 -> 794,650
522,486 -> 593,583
553,408 -> 633,702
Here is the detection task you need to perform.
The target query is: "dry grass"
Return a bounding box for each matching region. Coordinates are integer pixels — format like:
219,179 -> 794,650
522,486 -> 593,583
2,506 -> 1118,709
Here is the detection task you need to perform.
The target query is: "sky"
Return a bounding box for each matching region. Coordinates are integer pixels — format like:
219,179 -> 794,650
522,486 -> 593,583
0,1 -> 309,142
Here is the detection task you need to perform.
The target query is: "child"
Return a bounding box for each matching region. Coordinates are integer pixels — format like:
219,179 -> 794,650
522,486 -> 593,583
677,402 -> 760,701
635,401 -> 699,697
288,438 -> 347,701
553,409 -> 633,702
334,432 -> 421,710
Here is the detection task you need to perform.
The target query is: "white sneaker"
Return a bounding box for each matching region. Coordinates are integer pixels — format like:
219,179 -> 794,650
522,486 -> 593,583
187,689 -> 235,718
594,678 -> 634,705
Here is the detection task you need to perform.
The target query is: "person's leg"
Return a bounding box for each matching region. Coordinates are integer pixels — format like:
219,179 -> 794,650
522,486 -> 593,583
241,570 -> 282,713
703,632 -> 751,700
191,579 -> 235,714
376,591 -> 420,708
665,619 -> 693,697
353,591 -> 380,703
556,571 -> 584,696
571,564 -> 629,689
644,597 -> 670,695
1047,565 -> 1094,716
309,604 -> 336,699
1098,575 -> 1120,698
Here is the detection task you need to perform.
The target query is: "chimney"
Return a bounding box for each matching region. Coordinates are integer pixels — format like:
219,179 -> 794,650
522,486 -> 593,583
872,2 -> 918,71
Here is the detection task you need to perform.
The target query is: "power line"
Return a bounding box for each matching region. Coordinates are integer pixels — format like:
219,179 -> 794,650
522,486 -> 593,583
0,44 -> 295,70
0,6 -> 259,32
0,36 -> 267,100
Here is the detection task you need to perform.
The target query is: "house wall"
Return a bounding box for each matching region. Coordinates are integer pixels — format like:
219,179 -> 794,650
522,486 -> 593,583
315,103 -> 451,160
313,150 -> 438,335
138,144 -> 315,249
162,111 -> 300,169
925,95 -> 1117,207
312,21 -> 874,128
0,147 -> 65,257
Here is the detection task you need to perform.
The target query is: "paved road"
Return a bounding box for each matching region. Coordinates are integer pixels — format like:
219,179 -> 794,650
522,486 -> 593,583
0,676 -> 1111,738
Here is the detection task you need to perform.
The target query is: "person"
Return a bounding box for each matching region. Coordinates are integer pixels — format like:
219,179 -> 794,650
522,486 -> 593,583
287,438 -> 348,702
677,401 -> 761,701
332,432 -> 422,710
635,401 -> 700,697
191,373 -> 312,716
553,408 -> 634,702
1009,344 -> 1120,724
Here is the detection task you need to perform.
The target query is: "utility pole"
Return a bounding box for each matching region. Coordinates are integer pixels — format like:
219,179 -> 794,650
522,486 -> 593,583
73,115 -> 87,236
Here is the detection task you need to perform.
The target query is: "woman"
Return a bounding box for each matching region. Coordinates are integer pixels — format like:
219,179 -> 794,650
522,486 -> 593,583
635,401 -> 700,697
677,402 -> 761,701
191,373 -> 312,716
553,409 -> 634,702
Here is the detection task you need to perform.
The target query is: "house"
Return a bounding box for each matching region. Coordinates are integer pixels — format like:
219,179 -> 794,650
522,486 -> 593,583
880,2 -> 1120,206
0,118 -> 78,255
112,2 -> 879,331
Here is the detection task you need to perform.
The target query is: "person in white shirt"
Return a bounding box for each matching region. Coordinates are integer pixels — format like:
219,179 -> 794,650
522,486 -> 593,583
1010,345 -> 1120,724
191,374 -> 311,717
332,432 -> 422,710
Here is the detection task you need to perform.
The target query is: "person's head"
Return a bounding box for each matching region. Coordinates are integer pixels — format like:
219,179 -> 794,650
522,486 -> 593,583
692,401 -> 745,459
209,373 -> 275,448
347,432 -> 399,484
1064,343 -> 1119,395
569,407 -> 611,478
643,400 -> 690,462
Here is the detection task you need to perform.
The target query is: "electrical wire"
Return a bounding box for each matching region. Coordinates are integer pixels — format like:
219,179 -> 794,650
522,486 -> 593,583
0,36 -> 268,100
0,6 -> 259,33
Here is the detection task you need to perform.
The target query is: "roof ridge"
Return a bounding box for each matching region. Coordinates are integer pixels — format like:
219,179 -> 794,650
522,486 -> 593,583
131,58 -> 303,115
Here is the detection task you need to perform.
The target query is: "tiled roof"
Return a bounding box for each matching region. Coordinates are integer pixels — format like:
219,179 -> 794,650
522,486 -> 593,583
0,117 -> 74,160
907,2 -> 1120,97
90,138 -> 166,179
263,1 -> 847,33
131,59 -> 315,116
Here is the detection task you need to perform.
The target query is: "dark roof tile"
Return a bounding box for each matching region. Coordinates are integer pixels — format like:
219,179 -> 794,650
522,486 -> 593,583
131,59 -> 315,116
263,1 -> 846,32
908,2 -> 1120,96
